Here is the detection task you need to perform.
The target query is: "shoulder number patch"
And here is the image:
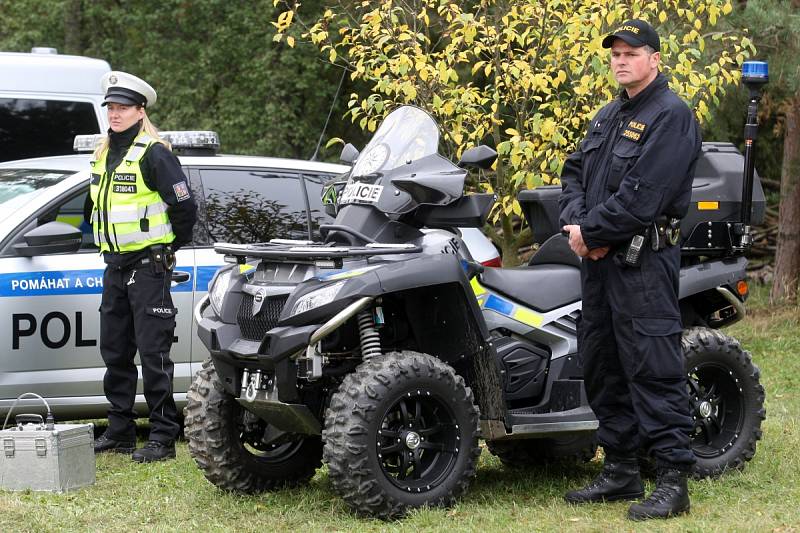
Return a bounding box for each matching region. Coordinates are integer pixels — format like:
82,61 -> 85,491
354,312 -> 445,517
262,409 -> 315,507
173,181 -> 191,202
621,119 -> 647,142
113,184 -> 137,194
621,129 -> 641,141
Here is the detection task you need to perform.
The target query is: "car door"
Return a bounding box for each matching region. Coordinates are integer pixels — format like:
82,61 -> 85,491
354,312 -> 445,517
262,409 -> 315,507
0,182 -> 195,417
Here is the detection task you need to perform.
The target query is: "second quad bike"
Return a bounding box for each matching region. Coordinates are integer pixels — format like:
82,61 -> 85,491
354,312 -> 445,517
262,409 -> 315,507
187,84 -> 767,517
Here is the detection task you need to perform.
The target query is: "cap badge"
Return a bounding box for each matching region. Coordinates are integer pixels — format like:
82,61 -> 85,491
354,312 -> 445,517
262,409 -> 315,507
618,25 -> 641,34
109,75 -> 118,85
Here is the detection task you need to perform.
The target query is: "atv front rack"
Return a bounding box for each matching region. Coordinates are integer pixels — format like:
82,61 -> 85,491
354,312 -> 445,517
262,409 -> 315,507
213,240 -> 422,263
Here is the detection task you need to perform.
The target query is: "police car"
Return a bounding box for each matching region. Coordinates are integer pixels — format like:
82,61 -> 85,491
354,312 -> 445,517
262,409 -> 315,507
0,131 -> 500,420
0,47 -> 111,163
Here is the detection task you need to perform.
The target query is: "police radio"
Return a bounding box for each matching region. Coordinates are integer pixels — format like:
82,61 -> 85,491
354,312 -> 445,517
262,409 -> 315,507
623,231 -> 646,267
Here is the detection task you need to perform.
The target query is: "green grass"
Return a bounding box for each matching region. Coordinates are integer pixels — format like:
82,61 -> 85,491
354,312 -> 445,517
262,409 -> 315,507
1,285 -> 798,532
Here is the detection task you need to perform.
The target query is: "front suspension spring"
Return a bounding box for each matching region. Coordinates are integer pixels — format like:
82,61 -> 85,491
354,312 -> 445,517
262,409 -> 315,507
357,309 -> 382,360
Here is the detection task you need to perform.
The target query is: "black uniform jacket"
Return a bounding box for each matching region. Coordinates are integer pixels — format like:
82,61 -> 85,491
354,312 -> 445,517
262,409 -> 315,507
559,73 -> 701,250
85,122 -> 198,267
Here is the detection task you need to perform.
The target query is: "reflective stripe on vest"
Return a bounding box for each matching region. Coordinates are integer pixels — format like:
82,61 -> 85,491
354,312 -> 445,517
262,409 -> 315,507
89,202 -> 169,224
89,131 -> 175,253
94,221 -> 173,246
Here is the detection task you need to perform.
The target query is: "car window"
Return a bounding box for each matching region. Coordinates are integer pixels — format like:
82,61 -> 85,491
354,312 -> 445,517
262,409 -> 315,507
0,99 -> 100,162
196,168 -> 310,244
15,183 -> 97,252
52,190 -> 87,227
183,168 -> 209,247
0,182 -> 97,256
46,187 -> 97,251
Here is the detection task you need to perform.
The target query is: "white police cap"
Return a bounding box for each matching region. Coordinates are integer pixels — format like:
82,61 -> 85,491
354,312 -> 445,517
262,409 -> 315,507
101,71 -> 157,108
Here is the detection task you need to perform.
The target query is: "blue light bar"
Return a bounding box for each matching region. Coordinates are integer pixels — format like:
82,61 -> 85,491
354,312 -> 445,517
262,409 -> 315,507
742,61 -> 768,82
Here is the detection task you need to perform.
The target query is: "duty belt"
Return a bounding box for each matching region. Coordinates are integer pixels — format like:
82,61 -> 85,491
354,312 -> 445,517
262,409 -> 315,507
131,244 -> 176,272
619,215 -> 681,267
651,215 -> 682,251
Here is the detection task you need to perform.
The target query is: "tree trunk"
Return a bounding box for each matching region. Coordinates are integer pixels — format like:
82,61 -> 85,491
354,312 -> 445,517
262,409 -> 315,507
63,0 -> 82,55
499,212 -> 521,267
770,92 -> 800,304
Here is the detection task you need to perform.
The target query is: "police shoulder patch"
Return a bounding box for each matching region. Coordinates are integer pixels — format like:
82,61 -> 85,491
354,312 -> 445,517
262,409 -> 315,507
173,181 -> 191,202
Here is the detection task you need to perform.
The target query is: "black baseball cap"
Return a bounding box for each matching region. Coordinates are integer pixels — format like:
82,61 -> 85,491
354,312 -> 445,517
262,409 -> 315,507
602,19 -> 660,52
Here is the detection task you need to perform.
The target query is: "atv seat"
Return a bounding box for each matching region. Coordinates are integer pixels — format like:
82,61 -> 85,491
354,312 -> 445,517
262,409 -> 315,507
529,234 -> 581,268
480,264 -> 581,313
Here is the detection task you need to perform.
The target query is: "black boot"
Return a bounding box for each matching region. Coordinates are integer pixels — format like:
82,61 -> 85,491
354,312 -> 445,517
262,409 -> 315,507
628,469 -> 690,520
93,432 -> 136,454
565,460 -> 644,504
131,440 -> 176,463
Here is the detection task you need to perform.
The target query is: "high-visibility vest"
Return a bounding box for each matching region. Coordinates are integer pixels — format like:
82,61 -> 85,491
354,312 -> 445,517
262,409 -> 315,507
89,131 -> 175,253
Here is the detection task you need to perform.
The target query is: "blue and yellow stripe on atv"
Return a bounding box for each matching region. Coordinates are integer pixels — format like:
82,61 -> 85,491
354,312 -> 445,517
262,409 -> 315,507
318,264 -> 381,281
470,277 -> 488,299
471,277 -> 543,328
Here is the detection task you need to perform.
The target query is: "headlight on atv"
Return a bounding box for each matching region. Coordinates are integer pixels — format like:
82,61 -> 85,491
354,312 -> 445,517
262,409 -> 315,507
209,268 -> 234,314
290,281 -> 345,317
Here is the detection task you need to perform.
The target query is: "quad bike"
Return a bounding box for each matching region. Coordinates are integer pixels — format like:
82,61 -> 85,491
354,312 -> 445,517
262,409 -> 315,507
187,66 -> 768,518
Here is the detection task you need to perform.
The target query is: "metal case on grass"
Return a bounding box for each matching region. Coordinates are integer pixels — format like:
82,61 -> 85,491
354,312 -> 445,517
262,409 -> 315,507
0,422 -> 95,492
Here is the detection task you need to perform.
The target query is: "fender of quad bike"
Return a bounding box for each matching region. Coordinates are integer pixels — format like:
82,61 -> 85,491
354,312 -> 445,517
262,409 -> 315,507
679,255 -> 747,299
307,253 -> 504,420
678,255 -> 748,327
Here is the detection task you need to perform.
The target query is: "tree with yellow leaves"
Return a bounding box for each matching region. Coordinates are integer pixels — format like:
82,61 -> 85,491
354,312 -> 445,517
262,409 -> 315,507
275,0 -> 753,265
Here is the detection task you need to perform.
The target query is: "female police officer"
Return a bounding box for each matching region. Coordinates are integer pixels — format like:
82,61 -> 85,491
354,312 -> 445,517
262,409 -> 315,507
89,71 -> 196,462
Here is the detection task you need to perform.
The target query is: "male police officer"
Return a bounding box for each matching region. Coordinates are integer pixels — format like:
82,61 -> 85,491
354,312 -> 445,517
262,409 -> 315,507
559,20 -> 701,520
89,71 -> 197,462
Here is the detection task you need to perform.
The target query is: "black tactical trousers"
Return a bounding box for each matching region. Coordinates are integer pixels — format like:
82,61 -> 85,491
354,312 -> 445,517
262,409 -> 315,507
100,259 -> 180,443
578,245 -> 695,470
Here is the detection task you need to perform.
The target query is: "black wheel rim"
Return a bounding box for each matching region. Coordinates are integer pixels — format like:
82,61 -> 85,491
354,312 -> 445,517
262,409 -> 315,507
376,390 -> 460,493
687,362 -> 745,458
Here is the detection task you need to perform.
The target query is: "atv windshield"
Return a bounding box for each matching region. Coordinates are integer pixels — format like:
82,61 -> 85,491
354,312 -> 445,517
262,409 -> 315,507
351,106 -> 439,178
341,106 -> 466,215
